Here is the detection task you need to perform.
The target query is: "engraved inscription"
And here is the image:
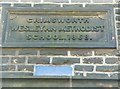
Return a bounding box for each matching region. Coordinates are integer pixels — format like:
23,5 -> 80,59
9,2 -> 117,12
8,12 -> 106,42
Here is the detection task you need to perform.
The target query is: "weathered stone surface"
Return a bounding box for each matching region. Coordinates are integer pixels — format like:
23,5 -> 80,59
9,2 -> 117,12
34,4 -> 60,7
2,0 -> 18,2
2,50 -> 16,55
71,50 -> 92,56
115,0 -> 120,3
116,23 -> 120,28
28,57 -> 50,64
52,57 -> 80,65
71,0 -> 90,3
75,65 -> 94,72
40,50 -> 67,56
118,29 -> 120,35
74,73 -> 112,79
1,57 -> 9,64
116,16 -> 120,21
21,0 -> 41,2
44,0 -> 68,3
115,9 -> 120,15
83,57 -> 103,64
95,49 -> 118,56
1,65 -> 15,71
1,3 -> 11,7
11,57 -> 26,64
14,4 -> 31,7
105,58 -> 119,64
96,66 -> 118,72
19,50 -> 37,55
93,0 -> 113,3
18,65 -> 34,72
63,4 -> 83,8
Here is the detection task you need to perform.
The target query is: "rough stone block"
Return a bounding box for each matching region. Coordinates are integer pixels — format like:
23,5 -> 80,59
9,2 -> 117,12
34,4 -> 60,7
96,66 -> 118,72
2,50 -> 16,55
83,57 -> 103,64
118,29 -> 120,35
75,65 -> 94,72
11,57 -> 26,64
116,16 -> 120,21
95,49 -> 118,56
1,65 -> 15,71
28,57 -> 50,64
71,0 -> 90,3
75,73 -> 110,79
40,49 -> 67,56
1,3 -> 11,7
21,0 -> 41,2
71,50 -> 92,56
14,4 -> 31,7
115,9 -> 120,15
116,0 -> 120,3
93,0 -> 113,3
105,58 -> 119,64
2,0 -> 18,2
19,50 -> 37,55
117,23 -> 120,28
18,65 -> 34,72
86,73 -> 110,79
52,57 -> 80,65
44,0 -> 68,3
1,57 -> 9,64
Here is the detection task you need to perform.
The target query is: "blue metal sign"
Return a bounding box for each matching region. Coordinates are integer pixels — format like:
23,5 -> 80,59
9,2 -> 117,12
34,65 -> 73,76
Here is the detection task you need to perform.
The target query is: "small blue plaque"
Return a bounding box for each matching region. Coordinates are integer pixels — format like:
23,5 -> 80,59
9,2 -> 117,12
34,65 -> 73,76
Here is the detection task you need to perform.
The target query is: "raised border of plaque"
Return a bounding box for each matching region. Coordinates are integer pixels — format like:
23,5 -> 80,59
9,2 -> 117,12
2,6 -> 116,48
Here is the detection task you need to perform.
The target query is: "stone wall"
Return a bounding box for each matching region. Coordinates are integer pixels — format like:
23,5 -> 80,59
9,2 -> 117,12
0,0 -> 120,87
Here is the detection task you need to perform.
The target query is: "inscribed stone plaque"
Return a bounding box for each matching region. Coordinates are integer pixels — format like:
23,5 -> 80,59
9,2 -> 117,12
2,7 -> 116,48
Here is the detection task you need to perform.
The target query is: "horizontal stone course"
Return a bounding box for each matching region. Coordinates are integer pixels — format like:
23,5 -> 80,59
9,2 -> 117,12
28,57 -> 50,64
11,57 -> 26,64
18,65 -> 34,72
75,65 -> 94,72
52,57 -> 80,65
96,66 -> 118,72
83,57 -> 103,64
74,73 -> 118,79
